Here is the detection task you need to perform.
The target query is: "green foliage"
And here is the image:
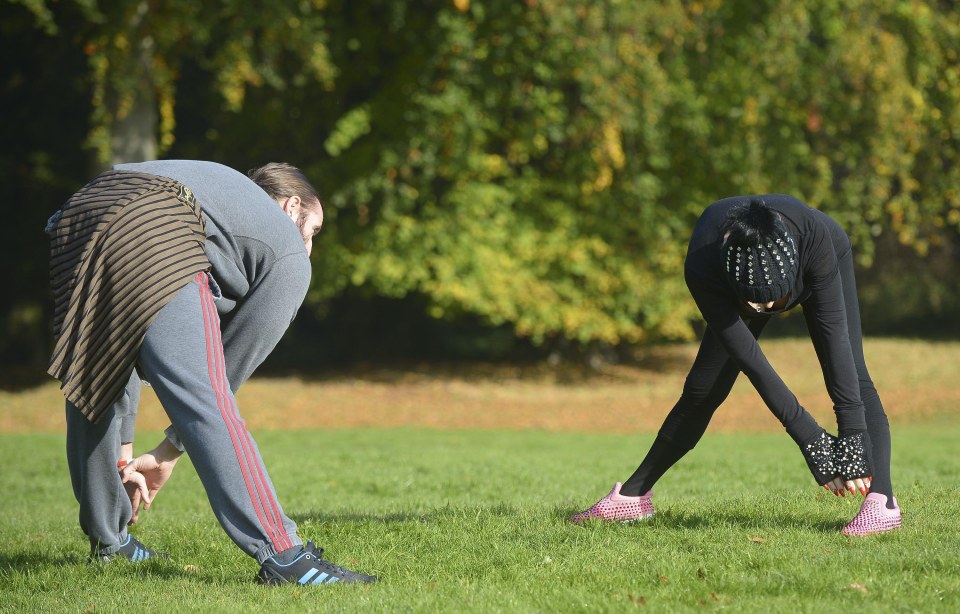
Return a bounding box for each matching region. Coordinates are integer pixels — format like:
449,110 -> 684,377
9,0 -> 960,351
312,0 -> 960,344
12,0 -> 337,162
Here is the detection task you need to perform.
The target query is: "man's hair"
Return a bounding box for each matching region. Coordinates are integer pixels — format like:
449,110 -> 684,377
248,162 -> 321,210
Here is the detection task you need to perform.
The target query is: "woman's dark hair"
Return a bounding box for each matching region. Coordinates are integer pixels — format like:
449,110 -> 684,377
721,198 -> 799,303
721,198 -> 788,247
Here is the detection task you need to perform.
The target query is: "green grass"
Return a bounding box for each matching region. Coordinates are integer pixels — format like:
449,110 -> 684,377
2,423 -> 959,613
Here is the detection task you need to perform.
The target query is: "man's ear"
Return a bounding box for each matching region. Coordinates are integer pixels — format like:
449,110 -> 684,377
279,195 -> 302,222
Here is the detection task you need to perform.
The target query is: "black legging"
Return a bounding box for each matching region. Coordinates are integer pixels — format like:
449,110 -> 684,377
621,249 -> 894,502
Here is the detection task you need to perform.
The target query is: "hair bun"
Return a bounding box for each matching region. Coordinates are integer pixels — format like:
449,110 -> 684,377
730,198 -> 779,242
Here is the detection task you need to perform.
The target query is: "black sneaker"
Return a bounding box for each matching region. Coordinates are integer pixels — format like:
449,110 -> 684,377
257,541 -> 377,585
91,534 -> 169,562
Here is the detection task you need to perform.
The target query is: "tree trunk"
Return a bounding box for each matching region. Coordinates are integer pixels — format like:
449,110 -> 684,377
108,1 -> 158,166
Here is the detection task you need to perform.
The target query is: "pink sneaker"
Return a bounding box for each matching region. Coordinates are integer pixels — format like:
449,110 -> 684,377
842,493 -> 902,536
571,482 -> 654,524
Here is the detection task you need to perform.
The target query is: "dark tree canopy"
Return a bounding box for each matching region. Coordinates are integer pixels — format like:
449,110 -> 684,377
4,0 -> 959,370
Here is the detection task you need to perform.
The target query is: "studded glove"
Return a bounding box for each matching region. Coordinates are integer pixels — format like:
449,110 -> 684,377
834,430 -> 873,481
800,430 -> 839,485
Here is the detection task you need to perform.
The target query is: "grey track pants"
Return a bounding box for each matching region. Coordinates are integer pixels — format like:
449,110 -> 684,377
66,272 -> 302,562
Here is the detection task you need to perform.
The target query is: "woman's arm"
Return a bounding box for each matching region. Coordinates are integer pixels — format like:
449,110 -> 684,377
686,271 -> 813,439
801,256 -> 867,434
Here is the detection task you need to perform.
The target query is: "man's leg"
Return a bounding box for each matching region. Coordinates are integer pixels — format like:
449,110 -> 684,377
65,370 -> 140,555
137,273 -> 301,563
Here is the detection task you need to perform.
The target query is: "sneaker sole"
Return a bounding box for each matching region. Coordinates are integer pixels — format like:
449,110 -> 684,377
842,520 -> 902,537
571,512 -> 655,524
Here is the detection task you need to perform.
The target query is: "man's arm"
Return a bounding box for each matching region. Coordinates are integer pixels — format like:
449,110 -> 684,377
160,250 -> 311,451
220,251 -> 311,391
124,437 -> 184,525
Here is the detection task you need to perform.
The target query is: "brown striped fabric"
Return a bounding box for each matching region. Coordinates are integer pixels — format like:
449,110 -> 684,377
48,170 -> 209,423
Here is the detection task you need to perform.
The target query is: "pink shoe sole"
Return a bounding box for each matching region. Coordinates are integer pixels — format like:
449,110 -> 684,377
571,482 -> 654,524
842,492 -> 902,536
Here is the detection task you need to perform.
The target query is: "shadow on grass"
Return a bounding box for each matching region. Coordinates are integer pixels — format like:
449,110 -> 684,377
0,551 -> 207,581
259,344 -> 696,387
649,509 -> 844,534
290,505 -> 528,526
558,502 -> 849,534
292,502 -> 844,534
0,348 -> 696,392
291,511 -> 435,525
0,365 -> 50,392
292,501 -> 571,526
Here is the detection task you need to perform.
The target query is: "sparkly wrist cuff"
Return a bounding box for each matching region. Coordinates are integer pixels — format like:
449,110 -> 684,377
834,431 -> 872,480
801,431 -> 838,485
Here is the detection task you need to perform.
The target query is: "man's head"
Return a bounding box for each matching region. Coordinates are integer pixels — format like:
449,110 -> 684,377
720,198 -> 798,304
248,162 -> 324,255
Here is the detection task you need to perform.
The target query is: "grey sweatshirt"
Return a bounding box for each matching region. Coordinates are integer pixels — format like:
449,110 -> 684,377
114,160 -> 311,389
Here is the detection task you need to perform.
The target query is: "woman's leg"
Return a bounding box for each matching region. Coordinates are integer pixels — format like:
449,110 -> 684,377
836,251 -> 895,504
620,319 -> 767,496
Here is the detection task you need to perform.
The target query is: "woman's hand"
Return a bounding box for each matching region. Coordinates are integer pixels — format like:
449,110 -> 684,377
831,430 -> 873,497
823,475 -> 871,497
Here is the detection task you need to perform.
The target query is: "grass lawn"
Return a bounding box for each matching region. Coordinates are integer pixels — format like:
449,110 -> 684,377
1,338 -> 959,612
2,427 -> 959,612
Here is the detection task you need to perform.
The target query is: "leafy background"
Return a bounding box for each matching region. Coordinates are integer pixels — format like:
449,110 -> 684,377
3,0 -> 959,374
